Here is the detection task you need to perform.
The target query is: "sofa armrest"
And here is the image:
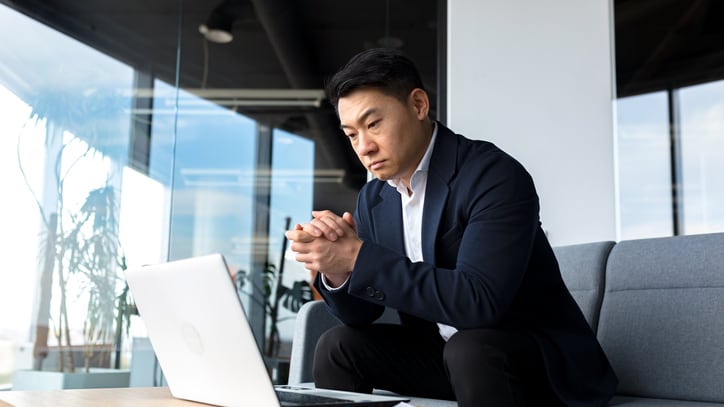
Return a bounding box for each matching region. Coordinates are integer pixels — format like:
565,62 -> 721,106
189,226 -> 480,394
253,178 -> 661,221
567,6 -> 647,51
288,300 -> 342,385
554,241 -> 614,332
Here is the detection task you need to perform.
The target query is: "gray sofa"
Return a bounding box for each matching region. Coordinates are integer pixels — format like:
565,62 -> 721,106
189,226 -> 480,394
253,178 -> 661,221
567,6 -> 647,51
288,233 -> 724,406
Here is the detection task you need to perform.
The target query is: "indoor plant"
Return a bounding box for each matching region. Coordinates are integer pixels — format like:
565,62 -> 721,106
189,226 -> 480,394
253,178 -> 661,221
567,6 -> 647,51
12,86 -> 135,388
235,217 -> 315,382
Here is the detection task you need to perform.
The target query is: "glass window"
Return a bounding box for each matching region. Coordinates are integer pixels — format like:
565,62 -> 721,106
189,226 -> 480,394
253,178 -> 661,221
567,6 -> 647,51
0,2 -> 136,376
0,81 -> 42,379
679,80 -> 724,234
154,82 -> 258,267
615,92 -> 673,240
0,2 -> 318,389
266,129 -> 315,358
614,0 -> 724,239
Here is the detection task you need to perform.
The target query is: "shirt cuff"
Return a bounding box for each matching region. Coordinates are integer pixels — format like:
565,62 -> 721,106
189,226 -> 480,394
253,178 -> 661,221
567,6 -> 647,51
320,273 -> 350,292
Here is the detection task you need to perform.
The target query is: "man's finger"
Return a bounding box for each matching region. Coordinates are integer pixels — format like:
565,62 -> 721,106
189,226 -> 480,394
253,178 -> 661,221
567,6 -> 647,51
341,212 -> 356,232
285,229 -> 316,243
312,210 -> 335,218
310,217 -> 340,241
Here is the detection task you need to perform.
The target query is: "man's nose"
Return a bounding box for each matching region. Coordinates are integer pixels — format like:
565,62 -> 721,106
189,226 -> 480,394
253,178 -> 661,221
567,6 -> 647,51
357,132 -> 375,156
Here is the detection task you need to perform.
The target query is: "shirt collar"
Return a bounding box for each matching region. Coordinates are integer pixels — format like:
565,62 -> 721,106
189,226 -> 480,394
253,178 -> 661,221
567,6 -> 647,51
387,121 -> 438,194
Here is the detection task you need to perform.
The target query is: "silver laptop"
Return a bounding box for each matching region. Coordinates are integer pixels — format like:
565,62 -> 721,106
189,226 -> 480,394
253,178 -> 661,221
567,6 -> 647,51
124,253 -> 408,407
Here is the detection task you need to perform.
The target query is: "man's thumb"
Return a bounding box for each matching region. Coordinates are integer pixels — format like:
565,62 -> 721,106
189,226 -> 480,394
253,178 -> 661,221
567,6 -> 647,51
342,212 -> 356,229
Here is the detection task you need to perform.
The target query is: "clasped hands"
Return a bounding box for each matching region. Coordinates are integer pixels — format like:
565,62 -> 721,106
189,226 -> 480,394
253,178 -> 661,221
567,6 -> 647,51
284,210 -> 362,288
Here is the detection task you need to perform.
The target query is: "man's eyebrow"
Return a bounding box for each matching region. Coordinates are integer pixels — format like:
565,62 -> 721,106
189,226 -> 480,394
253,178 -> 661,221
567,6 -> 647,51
340,108 -> 378,130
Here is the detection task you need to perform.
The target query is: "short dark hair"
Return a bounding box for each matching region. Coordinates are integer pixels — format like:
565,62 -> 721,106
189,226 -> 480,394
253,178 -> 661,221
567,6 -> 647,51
325,48 -> 426,111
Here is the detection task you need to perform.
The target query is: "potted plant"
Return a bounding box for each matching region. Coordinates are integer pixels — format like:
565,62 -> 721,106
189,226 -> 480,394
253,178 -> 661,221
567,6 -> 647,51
12,87 -> 135,389
235,217 -> 315,383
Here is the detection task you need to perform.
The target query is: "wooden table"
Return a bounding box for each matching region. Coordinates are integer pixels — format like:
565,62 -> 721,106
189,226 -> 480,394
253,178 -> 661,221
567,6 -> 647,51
0,386 -> 421,407
0,386 -> 201,407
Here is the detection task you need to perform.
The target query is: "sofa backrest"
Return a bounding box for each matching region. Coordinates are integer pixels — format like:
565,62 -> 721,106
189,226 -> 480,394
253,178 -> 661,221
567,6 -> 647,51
554,241 -> 614,332
596,233 -> 724,402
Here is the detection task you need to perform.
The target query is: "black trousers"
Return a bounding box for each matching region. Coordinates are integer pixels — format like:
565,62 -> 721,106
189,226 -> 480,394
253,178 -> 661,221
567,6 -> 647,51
313,324 -> 564,407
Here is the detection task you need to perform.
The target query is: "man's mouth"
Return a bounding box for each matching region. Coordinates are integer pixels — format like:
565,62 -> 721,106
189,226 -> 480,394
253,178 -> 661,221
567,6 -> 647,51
369,160 -> 384,171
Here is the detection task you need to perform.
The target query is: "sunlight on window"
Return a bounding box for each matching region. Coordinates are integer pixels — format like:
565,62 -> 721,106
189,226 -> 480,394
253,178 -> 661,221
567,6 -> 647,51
118,166 -> 168,339
615,92 -> 673,240
0,85 -> 42,344
119,166 -> 167,269
0,3 -> 136,377
679,80 -> 724,234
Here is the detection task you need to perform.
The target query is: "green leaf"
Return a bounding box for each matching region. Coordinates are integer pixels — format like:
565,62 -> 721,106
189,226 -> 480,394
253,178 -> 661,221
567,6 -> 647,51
279,280 -> 314,313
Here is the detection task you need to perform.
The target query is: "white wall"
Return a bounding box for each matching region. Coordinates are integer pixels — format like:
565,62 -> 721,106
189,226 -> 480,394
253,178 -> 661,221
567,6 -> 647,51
447,0 -> 617,246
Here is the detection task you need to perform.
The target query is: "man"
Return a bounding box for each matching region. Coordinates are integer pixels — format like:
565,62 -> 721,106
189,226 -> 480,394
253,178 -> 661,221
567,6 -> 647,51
285,48 -> 617,407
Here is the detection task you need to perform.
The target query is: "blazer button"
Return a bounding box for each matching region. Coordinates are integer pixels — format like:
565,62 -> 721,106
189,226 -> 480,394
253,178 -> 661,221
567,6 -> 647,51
374,290 -> 385,301
366,286 -> 376,297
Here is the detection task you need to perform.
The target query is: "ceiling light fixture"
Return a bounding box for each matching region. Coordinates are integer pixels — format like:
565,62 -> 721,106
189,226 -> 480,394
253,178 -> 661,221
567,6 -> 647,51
127,88 -> 327,109
199,0 -> 253,44
187,88 -> 326,108
199,9 -> 234,43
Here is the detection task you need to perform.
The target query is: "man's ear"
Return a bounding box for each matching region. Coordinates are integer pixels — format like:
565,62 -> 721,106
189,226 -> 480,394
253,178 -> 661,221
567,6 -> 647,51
409,88 -> 430,120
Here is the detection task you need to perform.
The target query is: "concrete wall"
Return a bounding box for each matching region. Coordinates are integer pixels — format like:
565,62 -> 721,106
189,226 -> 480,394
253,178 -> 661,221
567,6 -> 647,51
447,0 -> 617,246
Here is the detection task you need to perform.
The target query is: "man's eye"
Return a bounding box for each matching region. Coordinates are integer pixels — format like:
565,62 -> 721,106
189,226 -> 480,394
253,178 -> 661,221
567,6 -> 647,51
368,120 -> 379,129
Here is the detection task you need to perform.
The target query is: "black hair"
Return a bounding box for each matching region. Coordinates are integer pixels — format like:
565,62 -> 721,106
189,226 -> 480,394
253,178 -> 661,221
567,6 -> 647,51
325,48 -> 426,111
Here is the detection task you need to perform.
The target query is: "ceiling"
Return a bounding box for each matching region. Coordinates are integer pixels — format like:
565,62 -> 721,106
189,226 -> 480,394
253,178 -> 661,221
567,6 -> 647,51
4,0 -> 442,213
4,0 -> 724,211
615,0 -> 724,97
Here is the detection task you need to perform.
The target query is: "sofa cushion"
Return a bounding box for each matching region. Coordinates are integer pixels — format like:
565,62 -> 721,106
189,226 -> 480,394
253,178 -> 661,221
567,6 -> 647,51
554,241 -> 614,331
597,233 -> 724,403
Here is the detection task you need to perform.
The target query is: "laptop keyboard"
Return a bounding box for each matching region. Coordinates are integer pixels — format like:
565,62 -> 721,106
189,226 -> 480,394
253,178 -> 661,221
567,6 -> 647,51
276,389 -> 353,406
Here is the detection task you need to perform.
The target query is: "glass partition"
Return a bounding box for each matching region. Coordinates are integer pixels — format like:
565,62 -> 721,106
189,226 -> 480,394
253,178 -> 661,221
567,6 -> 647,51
0,0 -> 315,389
0,3 -> 139,381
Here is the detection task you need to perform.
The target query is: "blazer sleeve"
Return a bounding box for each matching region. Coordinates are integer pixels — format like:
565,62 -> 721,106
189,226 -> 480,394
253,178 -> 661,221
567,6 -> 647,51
313,193 -> 386,326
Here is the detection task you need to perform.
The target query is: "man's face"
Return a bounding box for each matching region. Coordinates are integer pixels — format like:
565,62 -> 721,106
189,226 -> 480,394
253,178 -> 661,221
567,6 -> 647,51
338,88 -> 429,184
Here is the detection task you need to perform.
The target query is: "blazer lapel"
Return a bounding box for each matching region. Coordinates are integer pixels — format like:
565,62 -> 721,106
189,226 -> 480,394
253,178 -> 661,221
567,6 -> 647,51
371,184 -> 405,255
421,123 -> 457,264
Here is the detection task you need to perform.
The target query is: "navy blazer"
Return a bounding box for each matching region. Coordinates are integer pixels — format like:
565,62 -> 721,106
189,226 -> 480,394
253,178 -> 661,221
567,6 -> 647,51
315,123 -> 618,406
